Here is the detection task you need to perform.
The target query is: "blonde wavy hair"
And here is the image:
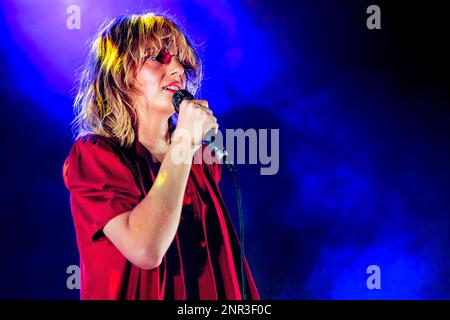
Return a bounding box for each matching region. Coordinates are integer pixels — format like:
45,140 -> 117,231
72,13 -> 203,148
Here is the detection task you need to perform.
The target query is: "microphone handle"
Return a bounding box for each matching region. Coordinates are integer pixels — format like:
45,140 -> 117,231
202,129 -> 230,165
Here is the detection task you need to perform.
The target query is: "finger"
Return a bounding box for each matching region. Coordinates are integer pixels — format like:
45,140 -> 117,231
212,123 -> 219,135
182,100 -> 207,109
204,116 -> 218,132
193,104 -> 213,115
193,100 -> 209,108
210,118 -> 218,134
214,124 -> 219,134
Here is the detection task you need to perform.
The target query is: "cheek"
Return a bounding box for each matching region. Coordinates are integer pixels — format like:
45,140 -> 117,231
135,67 -> 161,92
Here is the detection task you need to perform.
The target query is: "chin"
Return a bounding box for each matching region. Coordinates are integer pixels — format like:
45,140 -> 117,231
162,105 -> 176,115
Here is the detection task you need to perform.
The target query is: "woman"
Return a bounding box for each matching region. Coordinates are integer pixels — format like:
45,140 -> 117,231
63,13 -> 260,300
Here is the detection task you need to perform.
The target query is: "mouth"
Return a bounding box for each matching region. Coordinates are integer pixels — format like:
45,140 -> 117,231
163,87 -> 179,93
163,84 -> 181,93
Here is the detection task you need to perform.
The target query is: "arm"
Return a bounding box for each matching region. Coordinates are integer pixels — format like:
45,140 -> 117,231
103,137 -> 194,269
103,100 -> 217,269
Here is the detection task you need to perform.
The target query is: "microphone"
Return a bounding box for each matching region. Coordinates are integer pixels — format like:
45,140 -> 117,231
172,89 -> 231,166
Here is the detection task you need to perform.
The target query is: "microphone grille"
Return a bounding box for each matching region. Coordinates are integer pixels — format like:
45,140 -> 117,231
172,89 -> 194,113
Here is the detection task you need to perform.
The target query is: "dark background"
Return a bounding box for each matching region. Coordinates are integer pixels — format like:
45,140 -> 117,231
0,0 -> 448,299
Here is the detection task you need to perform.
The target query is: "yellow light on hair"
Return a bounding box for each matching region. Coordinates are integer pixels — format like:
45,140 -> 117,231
99,38 -> 122,73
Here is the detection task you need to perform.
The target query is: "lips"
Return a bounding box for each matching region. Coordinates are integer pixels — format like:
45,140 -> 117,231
163,82 -> 182,91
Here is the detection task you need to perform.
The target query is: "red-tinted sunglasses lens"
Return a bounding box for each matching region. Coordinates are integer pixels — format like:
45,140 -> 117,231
155,49 -> 173,64
154,49 -> 193,70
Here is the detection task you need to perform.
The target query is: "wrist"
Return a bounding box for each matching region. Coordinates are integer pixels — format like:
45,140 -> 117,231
168,131 -> 196,165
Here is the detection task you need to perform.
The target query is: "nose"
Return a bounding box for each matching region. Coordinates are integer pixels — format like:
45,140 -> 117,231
168,56 -> 185,76
168,57 -> 186,86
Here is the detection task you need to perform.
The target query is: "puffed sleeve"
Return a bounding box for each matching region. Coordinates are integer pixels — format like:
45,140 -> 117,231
63,135 -> 142,243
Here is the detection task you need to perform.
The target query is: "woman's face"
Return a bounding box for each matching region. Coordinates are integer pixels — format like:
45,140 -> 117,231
133,45 -> 187,116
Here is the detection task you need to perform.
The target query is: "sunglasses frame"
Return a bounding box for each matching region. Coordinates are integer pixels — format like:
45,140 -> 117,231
145,48 -> 193,70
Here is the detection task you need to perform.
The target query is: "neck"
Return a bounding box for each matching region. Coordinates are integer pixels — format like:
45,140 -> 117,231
136,110 -> 172,161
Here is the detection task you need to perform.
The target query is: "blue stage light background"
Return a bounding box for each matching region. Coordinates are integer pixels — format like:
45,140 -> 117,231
0,0 -> 448,299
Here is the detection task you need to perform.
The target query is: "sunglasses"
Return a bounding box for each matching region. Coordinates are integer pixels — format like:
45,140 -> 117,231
146,48 -> 193,70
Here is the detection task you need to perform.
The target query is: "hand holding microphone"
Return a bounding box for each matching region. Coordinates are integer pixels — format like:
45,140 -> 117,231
171,90 -> 218,152
172,90 -> 230,165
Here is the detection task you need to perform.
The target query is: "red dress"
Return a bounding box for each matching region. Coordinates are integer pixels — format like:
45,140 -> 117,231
63,134 -> 260,300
